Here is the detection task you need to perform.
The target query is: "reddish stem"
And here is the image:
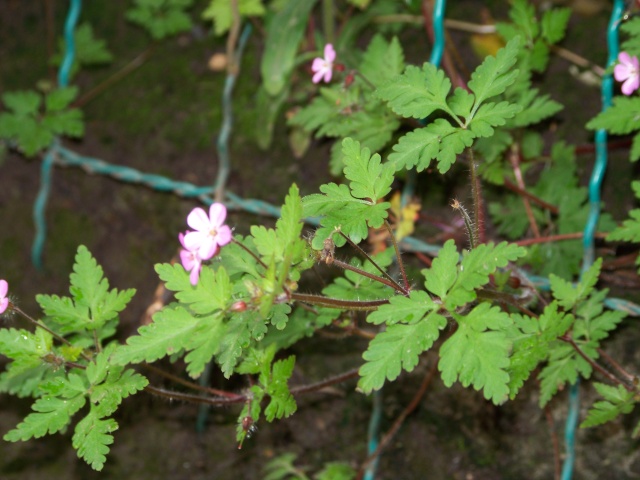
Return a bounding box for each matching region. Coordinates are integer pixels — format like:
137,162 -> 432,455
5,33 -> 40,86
510,144 -> 540,238
357,362 -> 438,479
515,232 -> 607,247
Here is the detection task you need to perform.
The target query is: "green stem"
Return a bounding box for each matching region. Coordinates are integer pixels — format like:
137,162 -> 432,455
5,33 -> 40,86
72,45 -> 155,108
322,0 -> 335,44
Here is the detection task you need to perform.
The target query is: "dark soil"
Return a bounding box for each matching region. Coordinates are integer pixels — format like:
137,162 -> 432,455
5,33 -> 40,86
2,1 -> 640,479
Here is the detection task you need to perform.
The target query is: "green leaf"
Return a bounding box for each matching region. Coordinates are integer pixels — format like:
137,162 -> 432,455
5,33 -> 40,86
388,119 -> 475,173
263,453 -> 301,480
342,137 -> 393,202
581,382 -> 636,428
467,101 -> 522,138
1,90 -> 41,116
316,462 -> 357,480
260,0 -> 318,95
264,356 -> 297,421
252,184 -> 306,265
303,138 -> 391,249
549,258 -> 602,309
202,0 -> 265,36
358,312 -> 446,393
156,262 -> 231,314
183,313 -> 227,378
38,246 -> 135,334
541,7 -> 571,44
423,240 -> 458,299
446,242 -> 526,309
507,0 -> 538,41
366,290 -> 438,325
91,367 -> 148,417
608,181 -> 640,242
587,97 -> 640,134
439,304 -> 512,404
87,346 -> 148,416
111,306 -> 198,365
218,314 -> 252,377
538,342 -> 591,406
45,87 -> 79,112
468,37 -> 521,116
507,303 -> 573,397
4,395 -> 86,441
127,0 -> 194,40
359,35 -> 405,86
376,62 -> 452,119
72,411 -> 118,471
509,89 -> 563,128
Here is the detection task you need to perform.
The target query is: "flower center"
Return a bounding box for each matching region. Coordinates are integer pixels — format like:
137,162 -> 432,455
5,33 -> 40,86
209,227 -> 218,238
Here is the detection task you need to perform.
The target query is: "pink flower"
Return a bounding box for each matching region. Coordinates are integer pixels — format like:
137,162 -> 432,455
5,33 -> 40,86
614,52 -> 640,96
0,279 -> 8,314
311,44 -> 336,84
183,203 -> 232,261
179,233 -> 204,285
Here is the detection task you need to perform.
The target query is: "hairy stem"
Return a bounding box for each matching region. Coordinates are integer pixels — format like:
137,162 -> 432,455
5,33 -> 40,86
290,368 -> 360,396
330,257 -> 407,295
338,230 -> 409,295
560,335 -> 632,390
142,363 -> 243,399
467,148 -> 484,244
292,292 -> 388,311
503,178 -> 559,214
384,221 -> 410,293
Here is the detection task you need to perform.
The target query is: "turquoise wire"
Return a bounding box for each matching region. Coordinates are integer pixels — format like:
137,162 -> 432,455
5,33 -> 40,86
561,1 -> 625,479
28,1 -> 640,472
197,23 -> 253,434
429,0 -> 446,67
32,0 -> 82,270
213,24 -> 252,195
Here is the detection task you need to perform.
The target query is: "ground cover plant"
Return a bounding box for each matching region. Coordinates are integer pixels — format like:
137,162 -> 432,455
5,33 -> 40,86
2,0 -> 640,478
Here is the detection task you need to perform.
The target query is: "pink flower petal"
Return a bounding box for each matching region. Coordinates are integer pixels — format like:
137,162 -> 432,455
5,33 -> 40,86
324,44 -> 336,63
622,76 -> 640,95
0,280 -> 7,298
189,263 -> 202,285
187,207 -> 210,232
180,249 -> 195,271
184,231 -> 206,250
619,51 -> 632,66
0,297 -> 7,314
209,203 -> 227,226
198,241 -> 218,261
614,63 -> 630,82
311,57 -> 325,73
216,225 -> 232,246
312,69 -> 324,84
324,69 -> 333,83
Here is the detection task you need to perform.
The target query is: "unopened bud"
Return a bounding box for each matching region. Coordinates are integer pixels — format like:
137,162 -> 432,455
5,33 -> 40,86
344,72 -> 355,88
230,301 -> 247,312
